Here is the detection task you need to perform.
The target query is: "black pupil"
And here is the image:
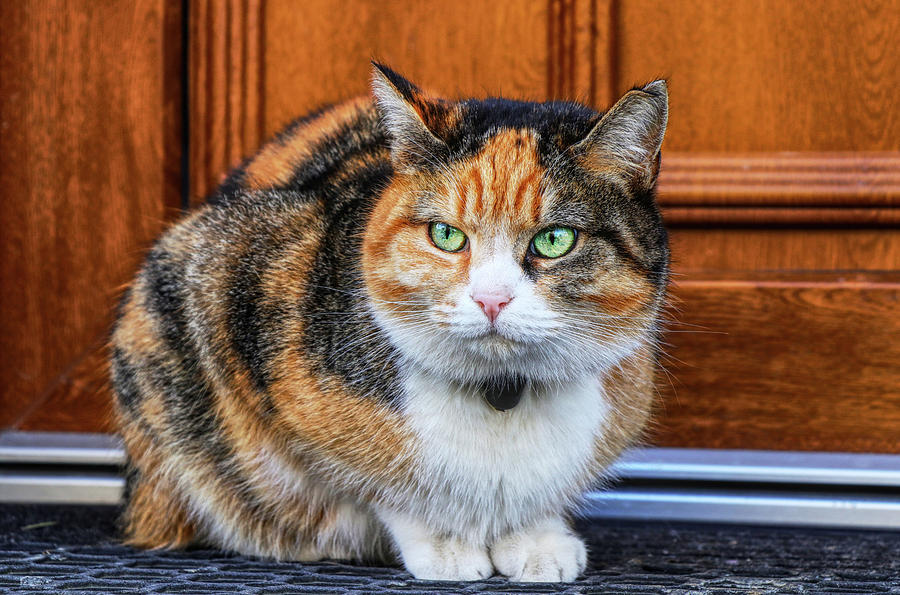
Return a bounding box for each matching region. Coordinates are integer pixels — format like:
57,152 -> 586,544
443,226 -> 451,239
548,230 -> 557,244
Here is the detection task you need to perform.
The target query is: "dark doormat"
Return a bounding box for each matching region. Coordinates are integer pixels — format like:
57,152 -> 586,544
1,504 -> 898,594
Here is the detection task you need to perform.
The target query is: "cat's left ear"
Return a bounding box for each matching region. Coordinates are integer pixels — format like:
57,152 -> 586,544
371,62 -> 457,172
575,80 -> 668,192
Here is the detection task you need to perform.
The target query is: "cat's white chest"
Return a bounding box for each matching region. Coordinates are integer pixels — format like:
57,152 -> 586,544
400,370 -> 608,539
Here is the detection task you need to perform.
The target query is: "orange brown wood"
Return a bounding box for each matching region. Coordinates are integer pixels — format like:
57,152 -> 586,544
188,0 -> 265,203
547,0 -> 617,106
669,229 -> 900,273
0,1 -> 183,430
262,0 -> 549,137
4,0 -> 900,455
616,0 -> 900,152
660,154 -> 900,208
17,345 -> 114,433
658,153 -> 900,226
654,273 -> 900,452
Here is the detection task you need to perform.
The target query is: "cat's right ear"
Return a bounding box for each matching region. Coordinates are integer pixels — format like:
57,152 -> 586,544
371,63 -> 456,173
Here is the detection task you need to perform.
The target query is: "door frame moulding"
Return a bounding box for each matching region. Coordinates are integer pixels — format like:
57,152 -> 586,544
658,152 -> 900,227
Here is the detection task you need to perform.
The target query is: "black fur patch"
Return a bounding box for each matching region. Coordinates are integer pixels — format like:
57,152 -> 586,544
446,99 -> 598,165
110,346 -> 141,414
141,245 -> 263,510
301,162 -> 402,406
224,222 -> 291,393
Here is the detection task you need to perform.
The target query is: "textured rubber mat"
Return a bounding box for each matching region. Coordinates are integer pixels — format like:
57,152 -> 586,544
2,504 -> 900,593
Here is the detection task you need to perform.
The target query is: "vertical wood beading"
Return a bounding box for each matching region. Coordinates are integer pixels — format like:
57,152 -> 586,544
547,0 -> 616,108
0,0 -> 184,430
189,0 -> 265,203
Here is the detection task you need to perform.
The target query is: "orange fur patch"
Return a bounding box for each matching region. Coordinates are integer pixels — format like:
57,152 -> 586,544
581,272 -> 655,317
594,344 -> 656,468
457,129 -> 545,226
361,129 -> 548,315
221,201 -> 421,491
268,360 -> 417,492
116,415 -> 196,549
114,285 -> 165,360
123,467 -> 196,549
244,97 -> 372,190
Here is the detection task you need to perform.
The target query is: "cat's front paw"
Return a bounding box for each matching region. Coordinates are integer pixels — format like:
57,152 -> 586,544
402,536 -> 493,581
378,509 -> 492,581
490,520 -> 587,582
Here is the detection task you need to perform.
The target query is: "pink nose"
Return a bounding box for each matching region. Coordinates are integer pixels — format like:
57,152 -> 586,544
472,292 -> 512,324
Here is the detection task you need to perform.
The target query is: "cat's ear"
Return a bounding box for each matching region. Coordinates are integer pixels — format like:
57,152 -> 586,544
371,62 -> 456,172
575,80 -> 668,192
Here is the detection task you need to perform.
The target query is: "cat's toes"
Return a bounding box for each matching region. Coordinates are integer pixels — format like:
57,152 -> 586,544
402,538 -> 493,581
491,524 -> 587,582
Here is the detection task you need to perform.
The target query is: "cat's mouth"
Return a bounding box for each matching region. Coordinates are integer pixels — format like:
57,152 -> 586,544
479,322 -> 554,347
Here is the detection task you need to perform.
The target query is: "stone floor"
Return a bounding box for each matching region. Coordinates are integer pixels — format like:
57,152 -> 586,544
2,504 -> 900,594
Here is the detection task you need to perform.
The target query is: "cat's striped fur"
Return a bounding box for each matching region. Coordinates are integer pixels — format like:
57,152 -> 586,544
111,64 -> 669,582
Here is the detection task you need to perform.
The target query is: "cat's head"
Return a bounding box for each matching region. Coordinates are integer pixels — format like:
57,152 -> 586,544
362,64 -> 669,385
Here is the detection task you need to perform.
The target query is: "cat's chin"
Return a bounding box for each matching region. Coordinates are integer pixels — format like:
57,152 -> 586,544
472,329 -> 523,350
399,328 -> 645,388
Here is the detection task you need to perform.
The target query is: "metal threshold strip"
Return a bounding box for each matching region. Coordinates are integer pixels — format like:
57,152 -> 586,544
2,431 -> 900,529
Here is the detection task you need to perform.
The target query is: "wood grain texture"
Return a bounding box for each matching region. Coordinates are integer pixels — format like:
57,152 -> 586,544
660,154 -> 900,208
17,343 -> 114,432
263,0 -> 548,137
616,0 -> 900,152
662,207 -> 900,227
547,0 -> 616,106
669,229 -> 900,272
189,0 -> 264,201
657,152 -> 900,226
0,1 -> 182,430
655,273 -> 900,452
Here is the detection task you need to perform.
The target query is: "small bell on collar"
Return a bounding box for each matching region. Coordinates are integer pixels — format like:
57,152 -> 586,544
482,376 -> 528,411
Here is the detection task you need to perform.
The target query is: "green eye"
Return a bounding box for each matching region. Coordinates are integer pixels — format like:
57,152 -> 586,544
531,226 -> 577,258
429,222 -> 467,252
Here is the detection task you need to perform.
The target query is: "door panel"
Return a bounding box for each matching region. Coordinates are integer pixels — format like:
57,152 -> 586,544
263,0 -> 550,136
660,273 -> 900,452
4,0 -> 898,452
0,1 -> 184,431
617,0 -> 900,152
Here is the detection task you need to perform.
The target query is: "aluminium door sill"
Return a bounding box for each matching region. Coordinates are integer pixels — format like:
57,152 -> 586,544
2,431 -> 900,529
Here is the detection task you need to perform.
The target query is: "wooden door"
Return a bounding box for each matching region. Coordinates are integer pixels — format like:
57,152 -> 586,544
3,0 -> 899,453
614,1 -> 900,451
0,1 -> 183,431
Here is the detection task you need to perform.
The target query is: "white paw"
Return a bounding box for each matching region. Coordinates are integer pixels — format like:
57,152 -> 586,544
401,536 -> 493,581
491,522 -> 587,582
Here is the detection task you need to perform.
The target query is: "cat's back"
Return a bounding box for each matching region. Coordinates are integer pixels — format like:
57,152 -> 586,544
114,94 -> 389,368
112,94 -> 396,467
214,96 -> 389,201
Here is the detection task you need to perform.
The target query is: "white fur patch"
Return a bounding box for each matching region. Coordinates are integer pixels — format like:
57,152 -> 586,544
388,368 -> 609,543
490,517 -> 587,582
371,243 -> 642,385
377,509 -> 493,581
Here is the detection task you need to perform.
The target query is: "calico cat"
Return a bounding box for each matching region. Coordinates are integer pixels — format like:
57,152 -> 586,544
110,63 -> 669,582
